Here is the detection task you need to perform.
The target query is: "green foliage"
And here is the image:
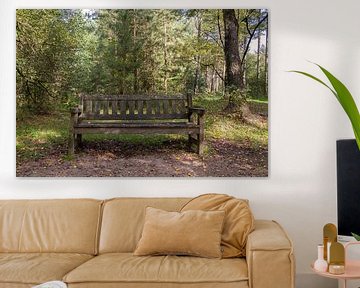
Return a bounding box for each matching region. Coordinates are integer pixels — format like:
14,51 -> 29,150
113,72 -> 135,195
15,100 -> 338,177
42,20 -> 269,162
16,10 -> 91,113
16,113 -> 69,160
246,53 -> 267,99
291,63 -> 360,150
194,94 -> 268,148
16,9 -> 268,115
351,232 -> 360,241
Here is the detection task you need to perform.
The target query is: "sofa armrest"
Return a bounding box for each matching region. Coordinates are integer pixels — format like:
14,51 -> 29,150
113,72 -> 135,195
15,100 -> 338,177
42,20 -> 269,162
246,220 -> 295,288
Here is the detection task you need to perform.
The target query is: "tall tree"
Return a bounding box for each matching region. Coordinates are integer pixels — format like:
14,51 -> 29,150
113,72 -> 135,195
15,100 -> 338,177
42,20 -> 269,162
222,9 -> 243,110
16,9 -> 269,114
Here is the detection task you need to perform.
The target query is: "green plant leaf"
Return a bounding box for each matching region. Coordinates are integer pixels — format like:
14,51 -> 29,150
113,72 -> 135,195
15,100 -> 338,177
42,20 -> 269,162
289,70 -> 337,99
316,64 -> 360,150
290,64 -> 360,150
351,232 -> 360,241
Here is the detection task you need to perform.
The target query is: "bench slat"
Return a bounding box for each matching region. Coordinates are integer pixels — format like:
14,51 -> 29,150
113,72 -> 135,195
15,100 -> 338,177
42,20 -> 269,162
104,100 -> 109,115
137,100 -> 143,117
76,122 -> 197,128
74,126 -> 199,135
128,100 -> 135,117
163,99 -> 169,114
111,100 -> 117,115
94,101 -> 100,115
170,100 -> 178,114
155,100 -> 161,115
120,100 -> 126,117
179,99 -> 186,114
80,113 -> 189,120
82,95 -> 187,101
79,95 -> 190,120
146,100 -> 152,115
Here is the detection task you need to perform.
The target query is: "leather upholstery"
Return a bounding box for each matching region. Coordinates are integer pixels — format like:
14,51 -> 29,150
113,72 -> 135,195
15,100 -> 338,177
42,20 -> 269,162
134,207 -> 225,258
99,198 -> 189,253
63,253 -> 248,284
0,199 -> 102,254
0,284 -> 32,288
0,198 -> 295,288
0,253 -> 93,285
68,282 -> 249,288
246,220 -> 295,288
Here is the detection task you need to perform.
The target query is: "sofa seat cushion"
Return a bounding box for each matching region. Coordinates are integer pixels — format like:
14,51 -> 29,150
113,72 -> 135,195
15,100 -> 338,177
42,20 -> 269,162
67,283 -> 249,288
0,253 -> 93,285
64,253 -> 248,286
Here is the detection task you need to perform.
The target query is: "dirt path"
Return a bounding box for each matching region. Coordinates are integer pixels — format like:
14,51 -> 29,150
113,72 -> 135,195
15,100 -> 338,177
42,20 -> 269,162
16,139 -> 268,177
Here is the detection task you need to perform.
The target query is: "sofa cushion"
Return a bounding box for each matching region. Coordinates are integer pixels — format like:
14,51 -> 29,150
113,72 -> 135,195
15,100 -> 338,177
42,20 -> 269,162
134,207 -> 225,258
181,194 -> 254,258
63,253 -> 248,285
67,282 -> 249,288
0,253 -> 93,285
0,199 -> 102,254
99,198 -> 190,253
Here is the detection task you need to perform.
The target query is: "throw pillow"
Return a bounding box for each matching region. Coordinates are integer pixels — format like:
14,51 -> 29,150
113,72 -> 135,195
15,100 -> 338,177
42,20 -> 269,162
134,207 -> 225,258
181,193 -> 254,258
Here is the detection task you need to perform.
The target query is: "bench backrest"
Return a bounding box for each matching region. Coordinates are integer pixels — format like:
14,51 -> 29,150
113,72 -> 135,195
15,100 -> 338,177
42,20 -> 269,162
80,94 -> 191,121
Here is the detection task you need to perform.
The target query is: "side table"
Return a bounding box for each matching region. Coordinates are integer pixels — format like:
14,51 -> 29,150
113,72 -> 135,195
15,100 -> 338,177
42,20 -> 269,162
311,242 -> 360,288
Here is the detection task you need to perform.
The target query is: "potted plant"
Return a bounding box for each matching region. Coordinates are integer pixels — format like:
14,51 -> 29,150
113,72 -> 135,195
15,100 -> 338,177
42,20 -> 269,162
291,63 -> 360,240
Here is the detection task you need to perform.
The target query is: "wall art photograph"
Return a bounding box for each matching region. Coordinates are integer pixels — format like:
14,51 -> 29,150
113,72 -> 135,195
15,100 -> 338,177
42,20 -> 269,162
16,9 -> 269,177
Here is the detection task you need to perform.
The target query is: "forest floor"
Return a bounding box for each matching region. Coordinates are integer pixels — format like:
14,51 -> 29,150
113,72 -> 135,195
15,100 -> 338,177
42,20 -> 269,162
16,95 -> 268,177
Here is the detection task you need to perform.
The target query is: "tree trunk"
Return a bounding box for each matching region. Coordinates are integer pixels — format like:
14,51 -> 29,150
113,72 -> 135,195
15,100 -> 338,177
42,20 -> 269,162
133,10 -> 139,93
256,15 -> 261,82
222,9 -> 244,110
193,12 -> 202,94
163,15 -> 168,94
265,16 -> 268,97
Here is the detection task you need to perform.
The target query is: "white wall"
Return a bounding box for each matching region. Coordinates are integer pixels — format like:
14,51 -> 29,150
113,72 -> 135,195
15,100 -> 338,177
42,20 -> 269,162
1,1 -> 360,287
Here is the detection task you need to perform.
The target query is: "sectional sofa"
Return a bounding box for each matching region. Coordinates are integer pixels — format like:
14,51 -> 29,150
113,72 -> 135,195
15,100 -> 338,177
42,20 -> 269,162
0,198 -> 295,288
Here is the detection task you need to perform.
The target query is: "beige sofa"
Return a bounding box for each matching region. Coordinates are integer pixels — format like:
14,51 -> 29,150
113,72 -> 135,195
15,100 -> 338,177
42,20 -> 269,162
0,198 -> 295,288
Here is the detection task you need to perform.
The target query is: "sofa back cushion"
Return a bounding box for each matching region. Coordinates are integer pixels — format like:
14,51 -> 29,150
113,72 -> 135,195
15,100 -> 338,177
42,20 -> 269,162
0,199 -> 102,254
99,198 -> 189,253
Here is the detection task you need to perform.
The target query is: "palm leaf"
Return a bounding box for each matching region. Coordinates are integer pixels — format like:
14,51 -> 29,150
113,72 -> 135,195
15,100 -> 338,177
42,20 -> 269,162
290,64 -> 360,150
289,70 -> 337,99
351,232 -> 360,241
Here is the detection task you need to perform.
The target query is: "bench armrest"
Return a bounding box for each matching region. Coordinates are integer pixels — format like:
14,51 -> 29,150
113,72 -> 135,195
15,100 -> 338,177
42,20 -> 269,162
188,107 -> 205,117
246,220 -> 295,288
69,106 -> 82,126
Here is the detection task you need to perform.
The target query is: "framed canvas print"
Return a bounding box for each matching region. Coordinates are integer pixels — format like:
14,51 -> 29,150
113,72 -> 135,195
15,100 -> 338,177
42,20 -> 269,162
16,9 -> 269,177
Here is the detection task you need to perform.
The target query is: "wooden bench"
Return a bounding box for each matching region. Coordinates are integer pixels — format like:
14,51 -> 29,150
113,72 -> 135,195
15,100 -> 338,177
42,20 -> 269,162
68,94 -> 205,155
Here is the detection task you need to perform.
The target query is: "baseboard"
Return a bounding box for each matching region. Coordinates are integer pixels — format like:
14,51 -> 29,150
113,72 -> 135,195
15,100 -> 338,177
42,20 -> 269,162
296,273 -> 337,288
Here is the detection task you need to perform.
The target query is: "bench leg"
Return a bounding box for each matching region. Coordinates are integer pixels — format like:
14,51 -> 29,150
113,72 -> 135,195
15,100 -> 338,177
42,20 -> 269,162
68,133 -> 75,155
197,126 -> 205,155
197,134 -> 204,155
188,134 -> 193,151
76,134 -> 82,148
